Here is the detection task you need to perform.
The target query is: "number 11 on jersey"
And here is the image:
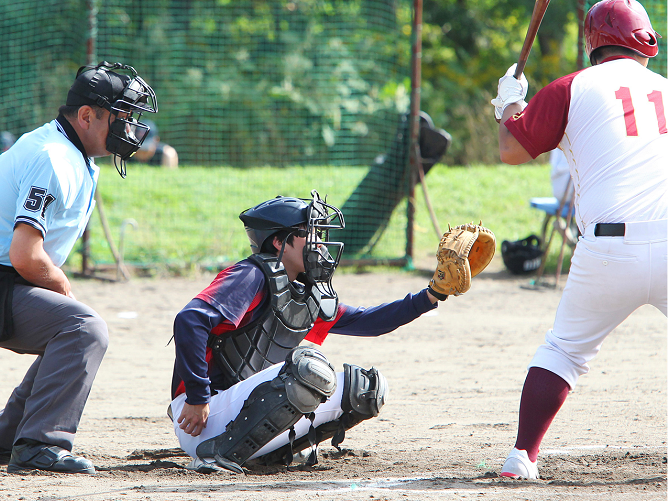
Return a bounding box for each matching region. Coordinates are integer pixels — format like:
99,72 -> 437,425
615,87 -> 667,136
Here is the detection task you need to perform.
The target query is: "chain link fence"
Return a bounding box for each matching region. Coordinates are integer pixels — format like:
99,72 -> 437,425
1,0 -> 664,273
0,0 -> 417,272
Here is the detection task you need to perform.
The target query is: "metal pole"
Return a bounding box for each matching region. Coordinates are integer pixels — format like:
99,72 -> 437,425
406,0 -> 423,267
87,0 -> 98,65
81,0 -> 98,275
577,0 -> 585,70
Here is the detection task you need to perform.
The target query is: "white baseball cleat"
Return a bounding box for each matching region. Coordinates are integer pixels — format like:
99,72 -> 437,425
185,457 -> 229,474
500,448 -> 539,479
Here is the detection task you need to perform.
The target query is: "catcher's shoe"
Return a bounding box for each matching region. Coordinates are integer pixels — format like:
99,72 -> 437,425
185,457 -> 230,474
500,448 -> 539,479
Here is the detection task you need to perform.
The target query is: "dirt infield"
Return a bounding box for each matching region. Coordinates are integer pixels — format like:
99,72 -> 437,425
1,256 -> 666,500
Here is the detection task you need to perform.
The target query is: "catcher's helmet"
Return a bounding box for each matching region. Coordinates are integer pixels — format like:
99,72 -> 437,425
239,190 -> 345,297
67,61 -> 158,178
501,235 -> 543,275
584,0 -> 660,61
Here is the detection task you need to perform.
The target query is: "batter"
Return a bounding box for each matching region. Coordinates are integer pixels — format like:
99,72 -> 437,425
491,0 -> 667,479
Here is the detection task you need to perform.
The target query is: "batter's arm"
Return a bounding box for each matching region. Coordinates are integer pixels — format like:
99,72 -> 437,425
9,223 -> 72,297
498,103 -> 533,165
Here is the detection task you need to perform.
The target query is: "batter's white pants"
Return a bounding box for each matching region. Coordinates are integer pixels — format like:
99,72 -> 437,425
530,220 -> 667,389
172,363 -> 345,460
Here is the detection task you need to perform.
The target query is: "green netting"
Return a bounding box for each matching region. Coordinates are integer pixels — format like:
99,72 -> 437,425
1,0 -> 412,167
0,2 -> 88,133
0,0 -> 415,270
2,1 -> 664,272
642,0 -> 666,77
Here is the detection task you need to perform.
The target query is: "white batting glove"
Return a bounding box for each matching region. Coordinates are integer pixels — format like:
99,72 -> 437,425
491,64 -> 528,121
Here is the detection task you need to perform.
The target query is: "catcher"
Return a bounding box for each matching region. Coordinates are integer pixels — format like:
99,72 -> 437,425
169,189 -> 495,473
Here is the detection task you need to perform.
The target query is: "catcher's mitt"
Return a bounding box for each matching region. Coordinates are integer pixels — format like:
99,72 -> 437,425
428,222 -> 496,300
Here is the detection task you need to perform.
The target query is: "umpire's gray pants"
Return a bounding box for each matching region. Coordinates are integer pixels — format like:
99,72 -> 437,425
0,284 -> 108,451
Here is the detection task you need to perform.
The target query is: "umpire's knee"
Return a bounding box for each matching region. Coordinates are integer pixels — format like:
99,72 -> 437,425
77,312 -> 109,358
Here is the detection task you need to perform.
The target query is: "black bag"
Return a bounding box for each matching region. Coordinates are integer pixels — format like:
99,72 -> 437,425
501,235 -> 543,275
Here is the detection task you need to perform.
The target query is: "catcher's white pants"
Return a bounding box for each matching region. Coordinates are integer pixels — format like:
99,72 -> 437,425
530,220 -> 667,389
172,362 -> 345,460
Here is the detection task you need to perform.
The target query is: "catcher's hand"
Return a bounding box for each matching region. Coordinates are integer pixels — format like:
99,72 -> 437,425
428,222 -> 496,300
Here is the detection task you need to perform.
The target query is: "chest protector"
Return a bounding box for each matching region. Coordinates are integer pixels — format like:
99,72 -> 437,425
208,253 -> 338,391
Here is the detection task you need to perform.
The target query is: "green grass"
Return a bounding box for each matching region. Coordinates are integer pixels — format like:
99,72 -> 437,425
67,162 -> 568,274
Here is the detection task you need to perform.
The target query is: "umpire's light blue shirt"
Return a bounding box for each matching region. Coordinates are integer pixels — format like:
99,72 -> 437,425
0,119 -> 99,268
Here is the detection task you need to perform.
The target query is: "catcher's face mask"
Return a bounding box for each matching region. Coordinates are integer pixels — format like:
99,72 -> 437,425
302,190 -> 345,298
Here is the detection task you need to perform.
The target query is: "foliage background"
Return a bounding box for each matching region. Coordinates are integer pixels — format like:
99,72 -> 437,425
421,0 -> 580,164
0,0 -> 665,271
1,0 -> 664,167
1,0 -> 414,167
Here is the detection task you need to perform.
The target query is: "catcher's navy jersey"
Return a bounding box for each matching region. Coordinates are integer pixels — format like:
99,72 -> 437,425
172,259 -> 437,404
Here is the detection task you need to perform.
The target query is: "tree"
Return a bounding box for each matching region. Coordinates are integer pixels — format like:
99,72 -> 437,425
420,0 -> 579,164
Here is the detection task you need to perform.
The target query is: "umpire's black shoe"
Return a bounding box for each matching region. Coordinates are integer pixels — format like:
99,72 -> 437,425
0,447 -> 11,465
7,441 -> 95,474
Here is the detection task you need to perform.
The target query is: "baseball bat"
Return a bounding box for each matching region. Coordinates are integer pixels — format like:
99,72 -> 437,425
514,0 -> 551,79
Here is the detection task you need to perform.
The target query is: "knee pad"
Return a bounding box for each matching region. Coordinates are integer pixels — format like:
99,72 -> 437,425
254,364 -> 389,466
195,347 -> 336,472
282,346 -> 337,414
342,363 -> 388,418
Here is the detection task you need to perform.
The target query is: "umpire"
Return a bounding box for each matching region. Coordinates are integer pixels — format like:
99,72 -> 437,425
0,62 -> 157,474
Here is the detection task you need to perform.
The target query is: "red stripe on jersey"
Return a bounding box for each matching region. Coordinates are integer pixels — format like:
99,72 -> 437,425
196,267 -> 235,300
209,288 -> 266,336
174,298 -> 341,398
304,304 -> 346,345
505,69 -> 586,158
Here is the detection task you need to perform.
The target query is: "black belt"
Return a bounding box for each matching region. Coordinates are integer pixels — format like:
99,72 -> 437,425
594,223 -> 625,237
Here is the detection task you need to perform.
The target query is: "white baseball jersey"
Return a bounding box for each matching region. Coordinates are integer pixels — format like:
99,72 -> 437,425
506,57 -> 668,233
505,56 -> 667,389
0,118 -> 99,267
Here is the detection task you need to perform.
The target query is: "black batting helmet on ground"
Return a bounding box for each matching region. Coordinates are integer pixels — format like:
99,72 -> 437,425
501,235 -> 543,274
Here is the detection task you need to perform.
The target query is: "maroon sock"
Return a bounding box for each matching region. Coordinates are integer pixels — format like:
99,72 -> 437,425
514,367 -> 570,462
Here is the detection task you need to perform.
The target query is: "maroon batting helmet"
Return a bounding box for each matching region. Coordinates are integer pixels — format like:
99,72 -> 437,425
584,0 -> 660,59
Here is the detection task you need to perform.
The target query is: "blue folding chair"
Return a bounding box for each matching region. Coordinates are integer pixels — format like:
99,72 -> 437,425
529,197 -> 575,248
529,184 -> 578,286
